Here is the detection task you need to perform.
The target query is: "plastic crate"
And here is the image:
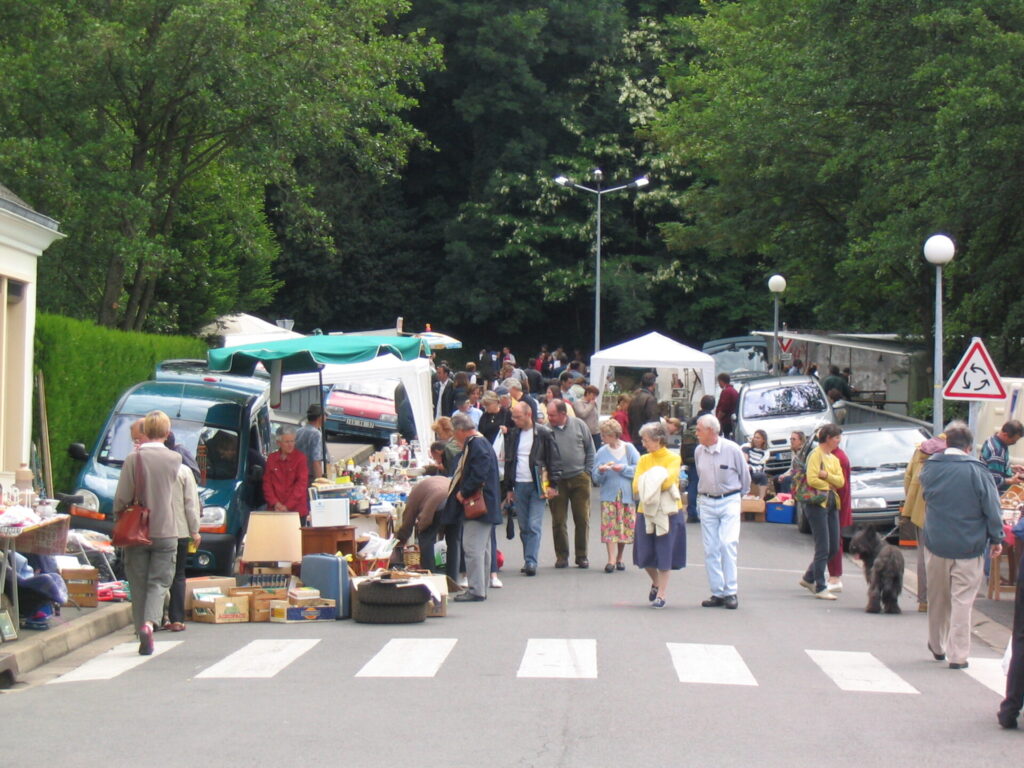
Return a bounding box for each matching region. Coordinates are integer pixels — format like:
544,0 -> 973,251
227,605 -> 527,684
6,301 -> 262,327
766,502 -> 796,524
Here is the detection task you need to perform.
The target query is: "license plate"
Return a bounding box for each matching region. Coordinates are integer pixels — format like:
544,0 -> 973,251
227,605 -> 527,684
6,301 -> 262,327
774,451 -> 792,461
345,418 -> 375,429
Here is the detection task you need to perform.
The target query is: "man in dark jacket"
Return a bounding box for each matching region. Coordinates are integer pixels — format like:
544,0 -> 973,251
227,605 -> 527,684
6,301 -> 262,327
920,422 -> 1004,670
628,372 -> 660,452
445,413 -> 503,602
503,401 -> 561,576
714,373 -> 739,439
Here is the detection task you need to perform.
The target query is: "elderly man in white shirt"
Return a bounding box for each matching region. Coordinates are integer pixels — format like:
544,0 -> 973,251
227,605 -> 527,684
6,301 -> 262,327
694,414 -> 750,609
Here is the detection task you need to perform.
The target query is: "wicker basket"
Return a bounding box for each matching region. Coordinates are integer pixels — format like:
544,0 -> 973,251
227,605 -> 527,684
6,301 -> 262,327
4,514 -> 70,555
403,545 -> 421,568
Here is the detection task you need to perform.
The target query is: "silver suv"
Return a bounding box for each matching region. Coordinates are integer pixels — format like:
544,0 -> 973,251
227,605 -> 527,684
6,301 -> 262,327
733,375 -> 834,475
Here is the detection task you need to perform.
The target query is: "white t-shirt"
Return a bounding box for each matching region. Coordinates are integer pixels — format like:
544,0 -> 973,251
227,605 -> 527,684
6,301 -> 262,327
515,428 -> 535,483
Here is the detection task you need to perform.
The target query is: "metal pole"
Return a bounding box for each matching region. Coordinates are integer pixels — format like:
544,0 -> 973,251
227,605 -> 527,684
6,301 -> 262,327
594,187 -> 602,354
933,264 -> 943,435
773,295 -> 780,375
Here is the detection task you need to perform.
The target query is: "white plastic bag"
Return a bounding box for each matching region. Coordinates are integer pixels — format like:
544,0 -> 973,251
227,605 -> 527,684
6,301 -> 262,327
491,432 -> 505,480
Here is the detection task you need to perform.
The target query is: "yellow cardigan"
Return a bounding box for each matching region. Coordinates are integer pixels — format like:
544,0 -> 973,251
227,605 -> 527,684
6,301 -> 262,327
806,447 -> 844,506
633,447 -> 683,510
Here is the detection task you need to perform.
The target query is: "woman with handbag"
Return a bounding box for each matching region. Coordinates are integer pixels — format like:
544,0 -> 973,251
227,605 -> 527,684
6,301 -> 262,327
112,410 -> 185,655
797,424 -> 845,601
446,413 -> 503,603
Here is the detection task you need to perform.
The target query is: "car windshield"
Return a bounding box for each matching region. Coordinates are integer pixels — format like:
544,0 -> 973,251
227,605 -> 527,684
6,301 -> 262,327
741,383 -> 828,419
842,428 -> 928,470
710,345 -> 769,375
96,416 -> 239,480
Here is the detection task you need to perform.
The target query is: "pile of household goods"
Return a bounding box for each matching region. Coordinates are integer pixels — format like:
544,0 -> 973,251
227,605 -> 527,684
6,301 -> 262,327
183,555 -> 456,626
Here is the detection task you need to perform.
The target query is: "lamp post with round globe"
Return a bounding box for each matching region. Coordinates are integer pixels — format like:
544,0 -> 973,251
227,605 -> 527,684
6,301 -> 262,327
923,234 -> 956,435
768,275 -> 787,375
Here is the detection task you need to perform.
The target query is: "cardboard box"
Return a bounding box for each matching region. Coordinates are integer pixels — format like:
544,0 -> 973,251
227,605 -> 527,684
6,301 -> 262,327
740,497 -> 766,514
184,576 -> 237,619
229,587 -> 285,622
766,501 -> 796,524
192,594 -> 250,623
269,598 -> 337,623
61,566 -> 99,607
288,587 -> 321,605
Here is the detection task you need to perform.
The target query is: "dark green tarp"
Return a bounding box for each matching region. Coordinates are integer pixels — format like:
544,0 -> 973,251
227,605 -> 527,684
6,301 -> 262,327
207,335 -> 428,375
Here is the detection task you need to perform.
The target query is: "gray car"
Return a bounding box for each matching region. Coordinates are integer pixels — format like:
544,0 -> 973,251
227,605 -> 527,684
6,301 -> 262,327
796,424 -> 931,535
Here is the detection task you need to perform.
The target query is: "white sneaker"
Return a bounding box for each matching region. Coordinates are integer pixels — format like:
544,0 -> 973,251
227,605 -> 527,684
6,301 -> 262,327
827,581 -> 843,593
815,588 -> 838,600
490,574 -> 503,588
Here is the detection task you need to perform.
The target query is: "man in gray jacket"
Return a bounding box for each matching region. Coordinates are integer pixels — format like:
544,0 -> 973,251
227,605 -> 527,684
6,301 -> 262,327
547,400 -> 595,568
920,422 -> 1005,669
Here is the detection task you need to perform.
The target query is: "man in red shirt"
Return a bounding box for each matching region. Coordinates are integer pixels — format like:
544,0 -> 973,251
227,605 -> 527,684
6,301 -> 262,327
262,426 -> 309,520
715,373 -> 739,440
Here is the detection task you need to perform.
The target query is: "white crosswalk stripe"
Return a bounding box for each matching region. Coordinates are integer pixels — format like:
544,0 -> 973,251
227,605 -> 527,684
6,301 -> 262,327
49,641 -> 183,684
195,639 -> 320,679
667,643 -> 758,686
517,638 -> 597,678
964,657 -> 1006,696
356,638 -> 458,678
806,649 -> 919,694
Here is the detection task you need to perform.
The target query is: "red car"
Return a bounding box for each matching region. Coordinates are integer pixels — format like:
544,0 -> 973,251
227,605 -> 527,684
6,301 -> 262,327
323,388 -> 397,445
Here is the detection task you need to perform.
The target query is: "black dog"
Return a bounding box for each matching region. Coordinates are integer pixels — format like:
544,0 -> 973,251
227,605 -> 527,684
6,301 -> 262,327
848,527 -> 904,614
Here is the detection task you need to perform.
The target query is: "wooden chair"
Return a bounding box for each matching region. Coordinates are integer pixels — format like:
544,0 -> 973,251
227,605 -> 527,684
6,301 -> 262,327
988,542 -> 1017,600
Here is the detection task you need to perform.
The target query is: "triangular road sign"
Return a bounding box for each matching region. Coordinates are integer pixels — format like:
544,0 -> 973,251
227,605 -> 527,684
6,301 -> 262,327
943,338 -> 1006,400
779,337 -> 793,353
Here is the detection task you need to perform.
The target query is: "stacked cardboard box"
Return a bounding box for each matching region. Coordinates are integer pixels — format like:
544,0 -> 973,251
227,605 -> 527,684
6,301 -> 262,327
61,566 -> 99,607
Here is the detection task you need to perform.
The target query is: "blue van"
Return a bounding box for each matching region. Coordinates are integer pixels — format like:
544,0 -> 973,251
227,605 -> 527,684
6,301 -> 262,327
68,363 -> 272,575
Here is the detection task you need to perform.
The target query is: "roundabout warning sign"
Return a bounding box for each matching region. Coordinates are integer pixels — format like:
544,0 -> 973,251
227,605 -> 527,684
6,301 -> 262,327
943,338 -> 1006,401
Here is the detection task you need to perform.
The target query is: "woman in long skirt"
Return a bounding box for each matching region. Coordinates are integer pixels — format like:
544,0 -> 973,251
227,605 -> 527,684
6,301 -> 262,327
592,419 -> 640,572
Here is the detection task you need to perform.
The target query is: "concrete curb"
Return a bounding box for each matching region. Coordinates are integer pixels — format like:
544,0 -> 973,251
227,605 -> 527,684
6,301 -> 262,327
0,602 -> 133,684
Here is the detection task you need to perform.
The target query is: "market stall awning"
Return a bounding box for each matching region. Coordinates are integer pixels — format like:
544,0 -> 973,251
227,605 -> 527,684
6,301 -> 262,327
207,335 -> 428,376
416,330 -> 462,350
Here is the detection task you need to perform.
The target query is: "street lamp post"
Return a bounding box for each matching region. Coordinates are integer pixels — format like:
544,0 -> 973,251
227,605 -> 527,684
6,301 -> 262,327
554,169 -> 649,353
768,275 -> 787,374
923,234 -> 956,435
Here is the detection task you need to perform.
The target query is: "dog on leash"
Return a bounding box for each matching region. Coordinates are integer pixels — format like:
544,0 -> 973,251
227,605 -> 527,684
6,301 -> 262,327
848,527 -> 904,614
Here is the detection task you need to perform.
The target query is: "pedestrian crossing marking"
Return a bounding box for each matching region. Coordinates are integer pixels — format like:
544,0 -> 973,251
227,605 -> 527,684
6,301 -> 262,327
806,650 -> 919,694
517,638 -> 597,678
356,638 -> 458,678
667,643 -> 758,686
964,657 -> 1006,696
49,641 -> 183,684
195,639 -> 320,679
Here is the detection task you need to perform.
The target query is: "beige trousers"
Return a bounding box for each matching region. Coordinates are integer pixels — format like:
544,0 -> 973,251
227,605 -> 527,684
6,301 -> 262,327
924,547 -> 983,665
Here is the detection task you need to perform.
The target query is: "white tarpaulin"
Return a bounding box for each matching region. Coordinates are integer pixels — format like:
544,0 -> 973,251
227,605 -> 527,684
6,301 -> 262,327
280,355 -> 433,448
590,331 -> 715,417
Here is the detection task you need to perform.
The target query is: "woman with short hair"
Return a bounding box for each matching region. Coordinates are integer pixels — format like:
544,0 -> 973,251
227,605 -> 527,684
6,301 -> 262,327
592,419 -> 640,572
799,424 -> 845,600
632,421 -> 687,608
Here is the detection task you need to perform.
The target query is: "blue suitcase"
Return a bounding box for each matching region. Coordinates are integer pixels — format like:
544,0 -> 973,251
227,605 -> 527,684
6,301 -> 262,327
300,554 -> 351,619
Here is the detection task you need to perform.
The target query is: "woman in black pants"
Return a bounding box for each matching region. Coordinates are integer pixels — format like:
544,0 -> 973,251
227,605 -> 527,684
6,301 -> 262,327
798,424 -> 844,601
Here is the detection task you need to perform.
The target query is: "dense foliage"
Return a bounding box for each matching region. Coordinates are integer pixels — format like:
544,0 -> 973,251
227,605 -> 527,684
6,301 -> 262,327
33,314 -> 206,493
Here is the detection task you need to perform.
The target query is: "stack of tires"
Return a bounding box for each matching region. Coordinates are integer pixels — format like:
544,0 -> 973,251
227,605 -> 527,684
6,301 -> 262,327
353,581 -> 432,624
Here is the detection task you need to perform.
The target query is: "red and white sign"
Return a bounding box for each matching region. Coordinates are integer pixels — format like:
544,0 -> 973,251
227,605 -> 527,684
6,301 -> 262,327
778,337 -> 793,353
943,338 -> 1006,400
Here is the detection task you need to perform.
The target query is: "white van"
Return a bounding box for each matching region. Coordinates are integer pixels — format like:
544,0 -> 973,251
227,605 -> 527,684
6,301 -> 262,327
973,377 -> 1024,463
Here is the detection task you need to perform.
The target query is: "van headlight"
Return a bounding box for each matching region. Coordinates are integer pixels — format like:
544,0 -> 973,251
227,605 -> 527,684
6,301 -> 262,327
74,489 -> 100,512
380,413 -> 397,424
326,405 -> 345,416
200,506 -> 227,531
852,497 -> 887,510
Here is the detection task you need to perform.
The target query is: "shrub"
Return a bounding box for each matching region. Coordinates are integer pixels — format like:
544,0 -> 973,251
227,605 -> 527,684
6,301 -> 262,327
34,314 -> 207,493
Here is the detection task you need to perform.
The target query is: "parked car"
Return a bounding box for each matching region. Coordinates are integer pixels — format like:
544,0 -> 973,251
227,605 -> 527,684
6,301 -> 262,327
68,365 -> 272,575
795,424 -> 931,535
733,375 -> 834,475
323,387 -> 397,446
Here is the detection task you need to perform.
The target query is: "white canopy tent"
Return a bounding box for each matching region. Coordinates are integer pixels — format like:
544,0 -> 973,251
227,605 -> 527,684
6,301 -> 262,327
280,354 -> 433,448
590,331 -> 716,418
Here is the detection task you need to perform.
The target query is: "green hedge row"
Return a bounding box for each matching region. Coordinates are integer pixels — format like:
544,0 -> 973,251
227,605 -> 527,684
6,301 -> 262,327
34,313 -> 207,494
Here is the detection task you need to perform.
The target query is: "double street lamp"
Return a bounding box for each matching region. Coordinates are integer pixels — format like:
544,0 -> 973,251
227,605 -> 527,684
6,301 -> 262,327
554,169 -> 649,353
923,233 -> 956,436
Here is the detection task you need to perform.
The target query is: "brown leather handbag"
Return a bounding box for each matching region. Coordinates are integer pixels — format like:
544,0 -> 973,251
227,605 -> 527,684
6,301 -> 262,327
461,489 -> 488,519
112,451 -> 153,547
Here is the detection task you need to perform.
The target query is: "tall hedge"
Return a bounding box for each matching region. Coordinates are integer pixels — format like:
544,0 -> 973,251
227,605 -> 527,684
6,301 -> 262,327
34,314 -> 207,494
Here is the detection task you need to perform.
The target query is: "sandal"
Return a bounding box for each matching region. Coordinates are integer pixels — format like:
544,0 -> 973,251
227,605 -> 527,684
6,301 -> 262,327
169,622 -> 186,632
615,561 -> 625,571
604,563 -> 615,573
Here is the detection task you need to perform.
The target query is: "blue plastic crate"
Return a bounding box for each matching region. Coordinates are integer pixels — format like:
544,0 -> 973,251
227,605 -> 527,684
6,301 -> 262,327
766,502 -> 796,524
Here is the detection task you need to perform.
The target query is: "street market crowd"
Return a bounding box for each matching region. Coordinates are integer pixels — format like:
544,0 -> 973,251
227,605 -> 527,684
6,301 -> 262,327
112,344 -> 1024,730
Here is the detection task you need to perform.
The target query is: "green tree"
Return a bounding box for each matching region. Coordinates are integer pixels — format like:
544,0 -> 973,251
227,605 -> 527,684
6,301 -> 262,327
0,0 -> 439,332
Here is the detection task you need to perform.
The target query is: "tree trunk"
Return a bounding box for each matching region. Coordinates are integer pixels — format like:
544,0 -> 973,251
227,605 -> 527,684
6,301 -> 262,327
121,261 -> 148,331
132,274 -> 158,331
97,252 -> 126,327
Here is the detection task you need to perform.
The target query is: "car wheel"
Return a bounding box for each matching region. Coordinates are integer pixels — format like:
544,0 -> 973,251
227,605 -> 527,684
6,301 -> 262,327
357,581 -> 431,607
796,505 -> 811,534
352,599 -> 427,624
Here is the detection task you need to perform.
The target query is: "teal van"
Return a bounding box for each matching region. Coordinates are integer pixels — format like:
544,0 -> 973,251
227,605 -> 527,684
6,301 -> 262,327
68,362 -> 272,574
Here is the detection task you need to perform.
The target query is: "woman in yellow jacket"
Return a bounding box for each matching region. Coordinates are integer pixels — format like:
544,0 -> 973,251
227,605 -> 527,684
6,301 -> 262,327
632,422 -> 687,609
799,424 -> 845,600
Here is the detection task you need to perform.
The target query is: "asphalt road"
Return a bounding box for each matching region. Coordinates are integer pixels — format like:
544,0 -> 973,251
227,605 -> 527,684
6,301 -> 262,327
4,503 -> 1019,767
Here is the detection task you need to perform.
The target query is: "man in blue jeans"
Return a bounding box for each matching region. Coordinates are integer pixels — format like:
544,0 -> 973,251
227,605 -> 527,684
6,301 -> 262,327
503,401 -> 560,576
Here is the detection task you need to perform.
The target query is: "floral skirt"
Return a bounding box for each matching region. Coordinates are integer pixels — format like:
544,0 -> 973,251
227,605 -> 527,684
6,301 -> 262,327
600,495 -> 636,544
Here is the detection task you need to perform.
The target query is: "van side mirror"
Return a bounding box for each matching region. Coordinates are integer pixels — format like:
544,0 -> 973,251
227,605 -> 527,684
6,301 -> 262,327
68,443 -> 89,461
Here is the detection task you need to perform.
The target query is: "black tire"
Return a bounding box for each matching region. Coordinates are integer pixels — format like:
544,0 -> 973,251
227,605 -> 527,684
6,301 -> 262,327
357,581 -> 431,607
352,599 -> 427,624
796,505 -> 811,534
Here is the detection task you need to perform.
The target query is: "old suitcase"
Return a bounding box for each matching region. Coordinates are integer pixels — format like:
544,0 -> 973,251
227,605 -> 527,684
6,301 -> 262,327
300,554 -> 351,619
